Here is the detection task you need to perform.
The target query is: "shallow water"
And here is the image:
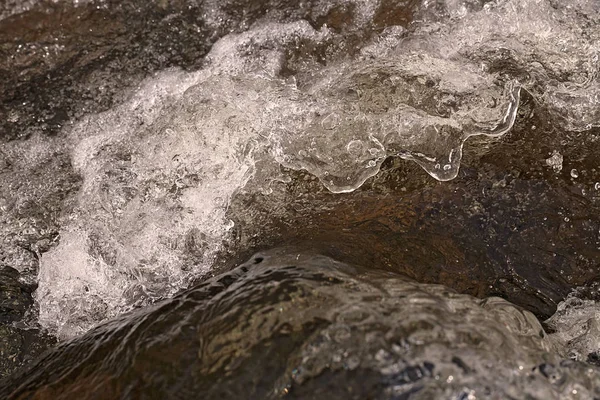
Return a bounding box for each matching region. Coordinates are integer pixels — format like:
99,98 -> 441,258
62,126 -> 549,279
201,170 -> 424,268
2,249 -> 600,400
0,0 -> 600,398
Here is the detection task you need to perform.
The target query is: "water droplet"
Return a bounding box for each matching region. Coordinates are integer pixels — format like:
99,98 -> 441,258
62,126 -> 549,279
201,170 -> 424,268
369,147 -> 381,156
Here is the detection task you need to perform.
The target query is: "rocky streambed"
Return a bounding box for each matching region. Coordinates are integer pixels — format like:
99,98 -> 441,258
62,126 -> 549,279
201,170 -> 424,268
1,0 -> 600,398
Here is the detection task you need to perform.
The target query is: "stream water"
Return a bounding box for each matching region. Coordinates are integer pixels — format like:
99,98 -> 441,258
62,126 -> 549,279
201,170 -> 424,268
0,0 -> 600,398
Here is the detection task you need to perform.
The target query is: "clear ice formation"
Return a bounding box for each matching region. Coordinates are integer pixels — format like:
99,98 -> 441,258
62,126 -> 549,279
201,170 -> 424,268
16,0 -> 599,337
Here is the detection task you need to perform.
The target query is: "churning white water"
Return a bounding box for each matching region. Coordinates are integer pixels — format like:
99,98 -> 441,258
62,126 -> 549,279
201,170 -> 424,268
3,0 -> 595,341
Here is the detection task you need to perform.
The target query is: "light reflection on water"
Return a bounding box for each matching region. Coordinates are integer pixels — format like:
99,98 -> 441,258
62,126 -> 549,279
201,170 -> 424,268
3,250 -> 600,399
0,0 -> 599,398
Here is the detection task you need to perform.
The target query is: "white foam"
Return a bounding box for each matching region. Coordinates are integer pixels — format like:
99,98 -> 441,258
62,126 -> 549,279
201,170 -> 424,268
546,293 -> 600,362
36,21 -> 336,338
35,0 -> 600,338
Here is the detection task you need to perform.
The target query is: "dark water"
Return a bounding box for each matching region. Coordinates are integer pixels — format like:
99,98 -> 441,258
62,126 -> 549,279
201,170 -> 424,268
1,0 -> 600,398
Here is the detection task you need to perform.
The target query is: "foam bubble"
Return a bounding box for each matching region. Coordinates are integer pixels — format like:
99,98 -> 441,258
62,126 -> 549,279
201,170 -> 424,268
38,67 -> 260,338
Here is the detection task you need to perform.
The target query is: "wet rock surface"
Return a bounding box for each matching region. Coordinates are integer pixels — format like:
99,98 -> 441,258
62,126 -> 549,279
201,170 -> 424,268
0,266 -> 33,323
0,325 -> 56,380
0,0 -> 599,397
1,250 -> 599,400
0,267 -> 56,378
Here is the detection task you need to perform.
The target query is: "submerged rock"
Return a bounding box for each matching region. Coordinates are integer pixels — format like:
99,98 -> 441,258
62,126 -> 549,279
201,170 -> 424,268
0,266 -> 32,323
0,267 -> 56,379
0,325 -> 55,380
0,249 -> 598,399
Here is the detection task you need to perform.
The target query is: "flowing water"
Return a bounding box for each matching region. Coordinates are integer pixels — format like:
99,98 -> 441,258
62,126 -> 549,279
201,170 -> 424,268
0,0 -> 599,398
2,249 -> 600,399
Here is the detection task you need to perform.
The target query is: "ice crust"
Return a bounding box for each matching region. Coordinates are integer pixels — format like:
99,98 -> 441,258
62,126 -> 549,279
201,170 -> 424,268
29,0 -> 600,338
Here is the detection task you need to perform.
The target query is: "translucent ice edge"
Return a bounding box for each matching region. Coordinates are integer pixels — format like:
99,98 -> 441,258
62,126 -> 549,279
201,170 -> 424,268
397,84 -> 522,183
28,0 -> 600,338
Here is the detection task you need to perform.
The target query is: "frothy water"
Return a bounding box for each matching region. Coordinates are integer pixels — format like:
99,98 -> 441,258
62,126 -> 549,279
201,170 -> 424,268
27,0 -> 598,339
0,0 -> 599,395
546,289 -> 600,365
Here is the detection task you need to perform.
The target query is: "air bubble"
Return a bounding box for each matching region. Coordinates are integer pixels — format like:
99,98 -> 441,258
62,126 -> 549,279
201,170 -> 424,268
321,113 -> 340,130
224,220 -> 235,231
346,140 -> 364,156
